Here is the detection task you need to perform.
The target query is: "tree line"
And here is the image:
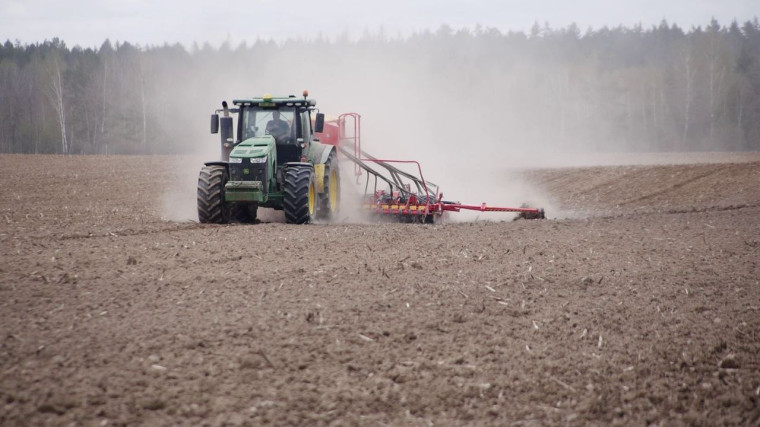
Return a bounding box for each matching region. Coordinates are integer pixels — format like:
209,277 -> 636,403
1,18 -> 759,155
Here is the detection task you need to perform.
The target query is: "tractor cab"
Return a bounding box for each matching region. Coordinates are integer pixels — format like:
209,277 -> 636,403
209,93 -> 324,164
232,94 -> 319,165
240,106 -> 301,163
202,92 -> 338,225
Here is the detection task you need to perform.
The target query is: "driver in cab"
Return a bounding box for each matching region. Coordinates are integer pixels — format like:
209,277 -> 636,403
266,111 -> 289,140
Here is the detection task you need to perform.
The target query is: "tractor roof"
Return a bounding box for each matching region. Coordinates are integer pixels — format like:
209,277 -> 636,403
233,94 -> 316,108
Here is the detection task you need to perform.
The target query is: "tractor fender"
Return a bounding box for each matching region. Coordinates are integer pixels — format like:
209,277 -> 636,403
301,144 -> 335,194
305,143 -> 334,166
318,145 -> 336,165
283,162 -> 314,169
204,161 -> 228,169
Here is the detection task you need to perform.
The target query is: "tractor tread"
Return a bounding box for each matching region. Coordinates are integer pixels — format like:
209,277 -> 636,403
283,167 -> 315,224
197,165 -> 229,224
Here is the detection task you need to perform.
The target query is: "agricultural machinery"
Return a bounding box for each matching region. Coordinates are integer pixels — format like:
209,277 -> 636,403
317,113 -> 544,223
197,91 -> 544,224
198,91 -> 339,224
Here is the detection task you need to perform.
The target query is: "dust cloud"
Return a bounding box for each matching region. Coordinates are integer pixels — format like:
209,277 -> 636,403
160,40 -> 626,223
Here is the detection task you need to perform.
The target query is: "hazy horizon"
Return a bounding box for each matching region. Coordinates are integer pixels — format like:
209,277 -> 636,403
1,0 -> 757,49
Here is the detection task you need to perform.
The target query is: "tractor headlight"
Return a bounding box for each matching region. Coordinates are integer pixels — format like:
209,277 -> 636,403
250,156 -> 267,164
229,157 -> 243,163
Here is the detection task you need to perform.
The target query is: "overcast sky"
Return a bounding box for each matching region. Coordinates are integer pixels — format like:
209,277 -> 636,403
1,0 -> 757,49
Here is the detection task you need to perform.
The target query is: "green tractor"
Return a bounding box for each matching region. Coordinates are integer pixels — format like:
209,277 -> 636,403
197,91 -> 339,224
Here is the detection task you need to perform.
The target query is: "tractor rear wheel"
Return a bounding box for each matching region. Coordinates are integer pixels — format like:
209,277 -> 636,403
197,165 -> 229,224
317,152 -> 340,220
284,166 -> 317,224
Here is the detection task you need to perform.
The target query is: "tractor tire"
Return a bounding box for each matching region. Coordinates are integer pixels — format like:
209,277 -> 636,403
197,165 -> 230,224
284,166 -> 317,224
317,152 -> 340,221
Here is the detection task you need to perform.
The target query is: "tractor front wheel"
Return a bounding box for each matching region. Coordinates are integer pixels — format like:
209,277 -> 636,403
284,166 -> 317,224
197,165 -> 230,224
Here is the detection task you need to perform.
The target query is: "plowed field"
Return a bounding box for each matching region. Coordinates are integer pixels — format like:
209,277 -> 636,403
1,154 -> 759,426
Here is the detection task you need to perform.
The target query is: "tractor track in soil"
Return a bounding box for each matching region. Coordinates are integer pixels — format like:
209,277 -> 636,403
616,166 -> 733,207
54,224 -> 210,241
1,154 -> 759,426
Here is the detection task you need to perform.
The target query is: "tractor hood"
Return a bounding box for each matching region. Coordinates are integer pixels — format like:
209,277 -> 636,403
230,136 -> 275,159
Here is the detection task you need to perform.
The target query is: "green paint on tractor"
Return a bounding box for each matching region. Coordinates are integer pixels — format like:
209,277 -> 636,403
197,92 -> 340,224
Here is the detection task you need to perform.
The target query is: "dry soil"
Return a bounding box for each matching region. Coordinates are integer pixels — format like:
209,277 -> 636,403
1,154 -> 759,426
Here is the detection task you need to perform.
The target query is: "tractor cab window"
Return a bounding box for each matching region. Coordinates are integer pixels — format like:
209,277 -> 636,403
301,110 -> 312,138
242,107 -> 295,143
